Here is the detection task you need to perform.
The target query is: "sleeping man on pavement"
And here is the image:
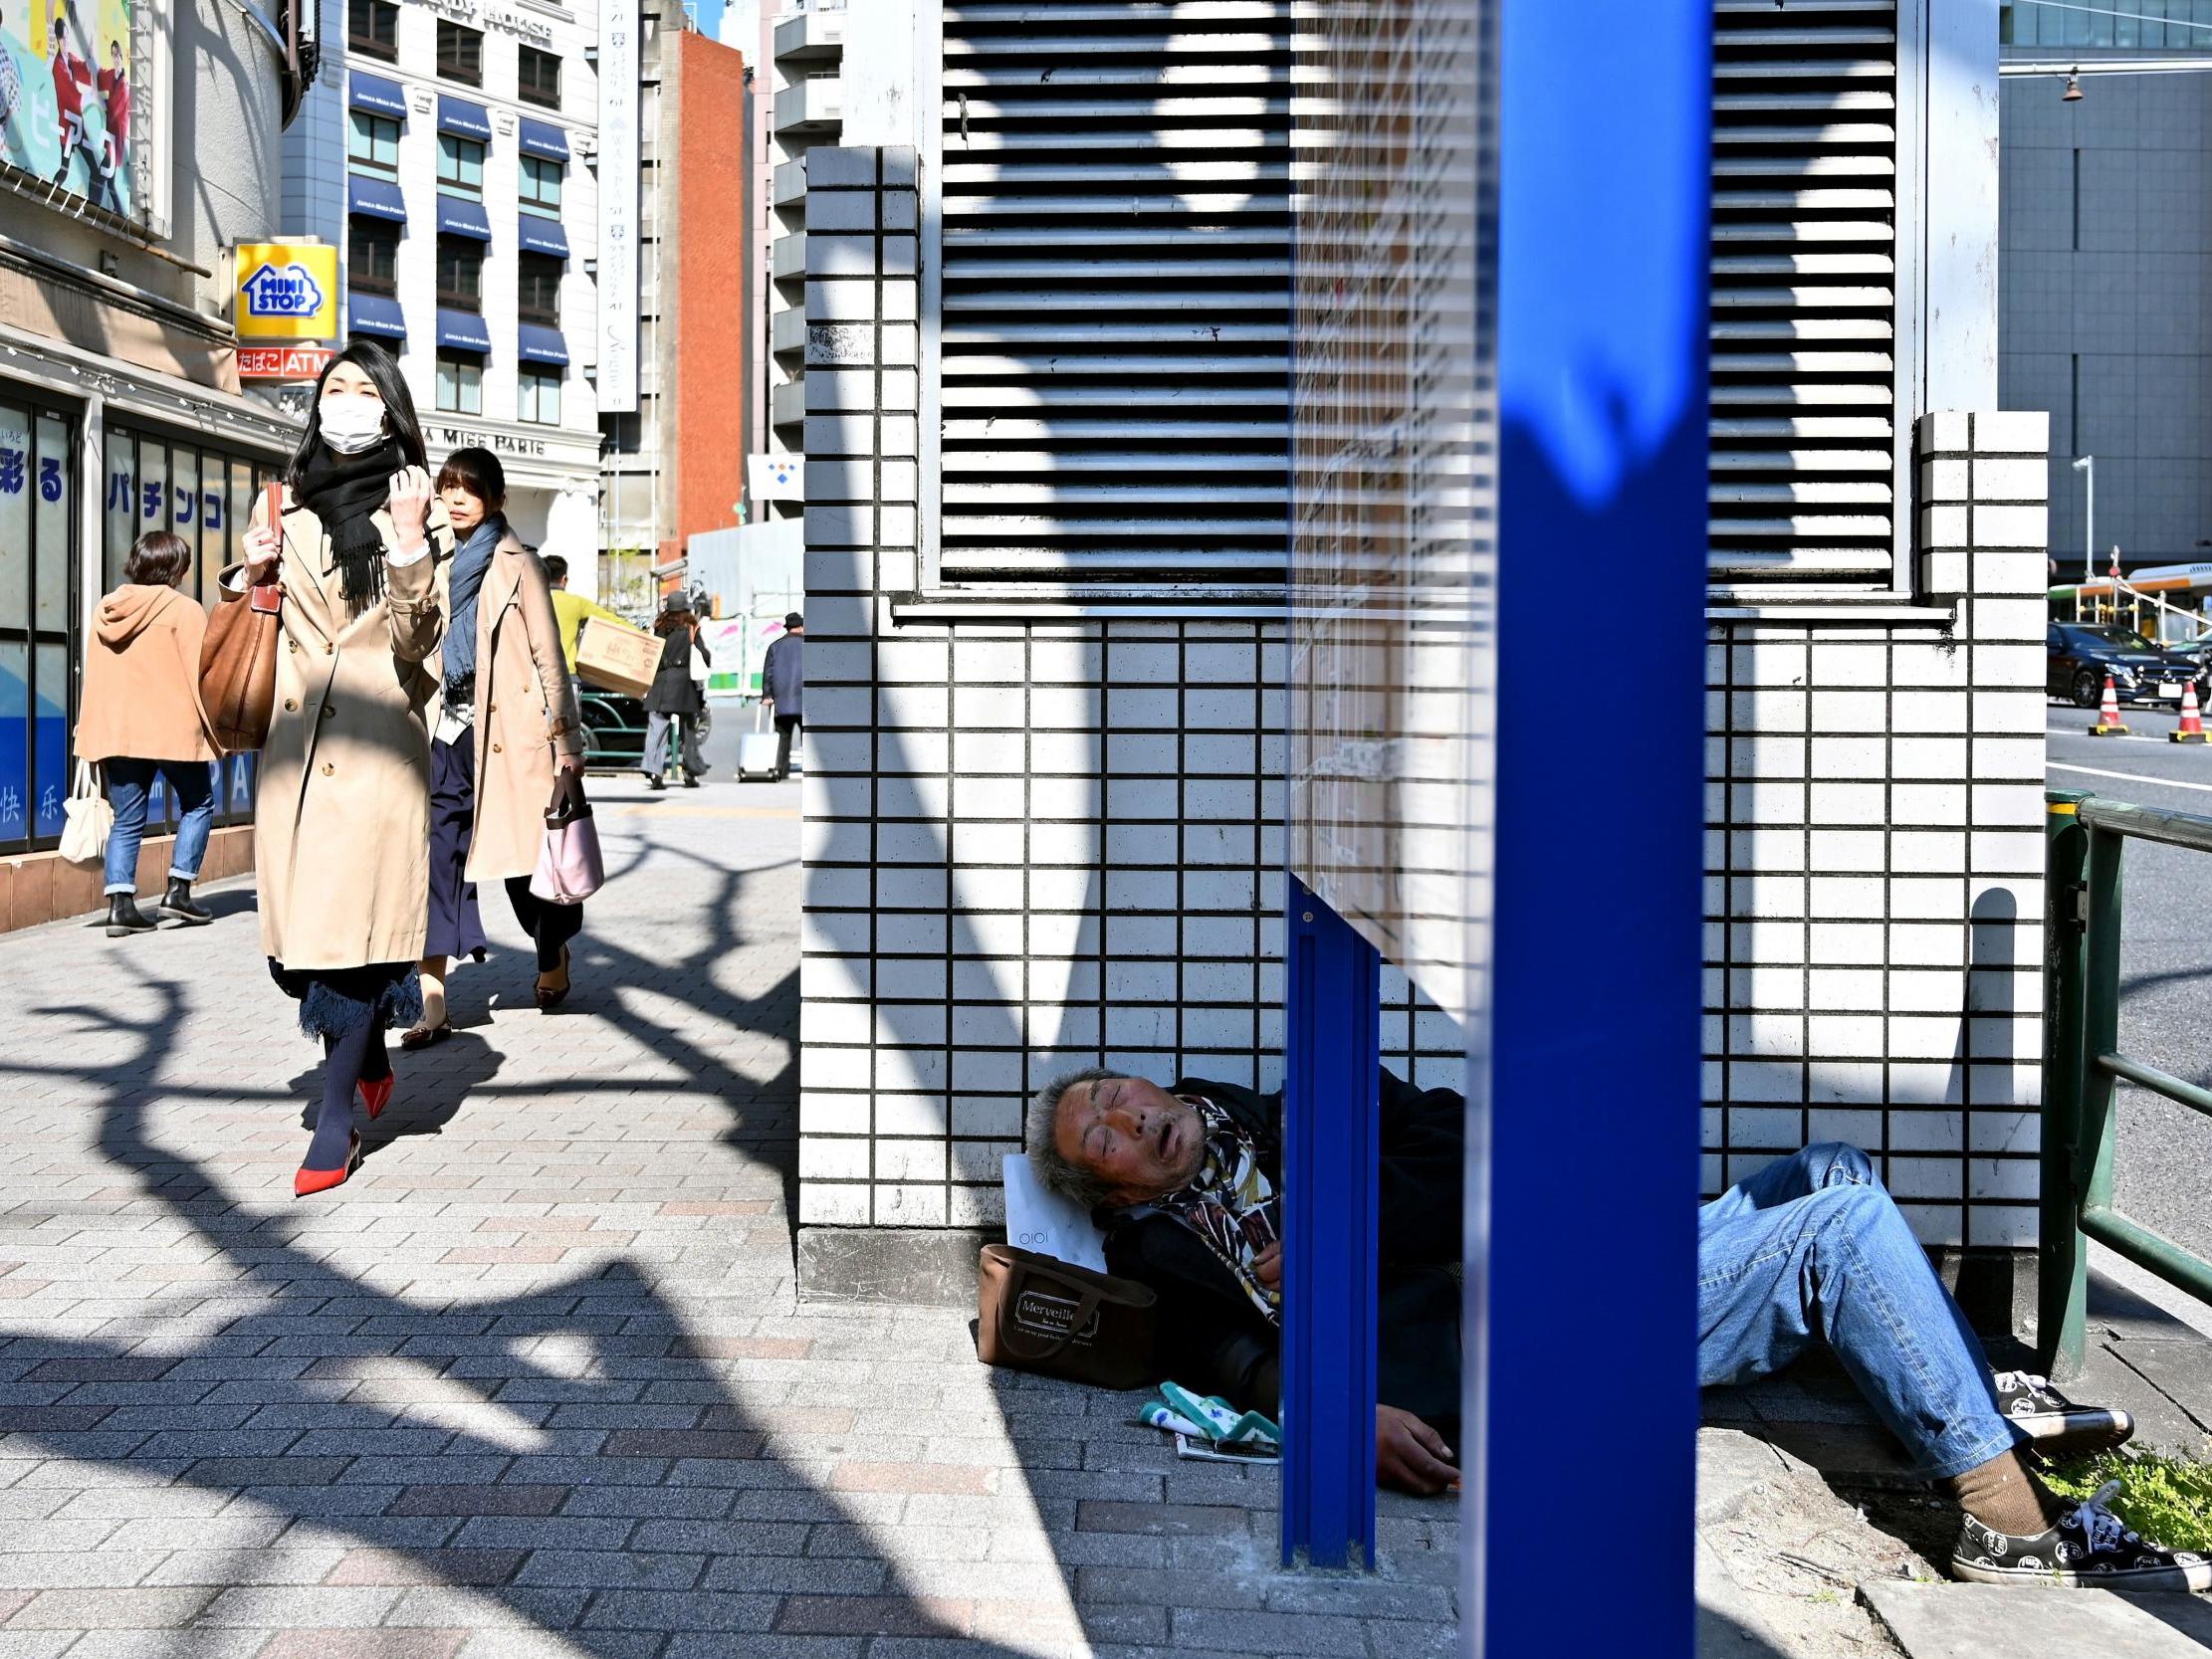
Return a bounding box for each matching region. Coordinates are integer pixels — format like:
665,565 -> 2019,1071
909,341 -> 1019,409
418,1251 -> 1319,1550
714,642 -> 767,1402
1027,1065 -> 2206,1588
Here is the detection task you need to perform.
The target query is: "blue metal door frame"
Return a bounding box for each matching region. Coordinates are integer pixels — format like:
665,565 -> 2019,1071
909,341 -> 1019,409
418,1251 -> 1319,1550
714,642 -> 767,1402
1279,882 -> 1382,1568
1274,1 -> 1710,1646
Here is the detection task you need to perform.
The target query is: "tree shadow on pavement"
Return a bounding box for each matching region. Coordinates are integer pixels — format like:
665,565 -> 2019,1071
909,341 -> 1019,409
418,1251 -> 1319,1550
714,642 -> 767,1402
0,923 -> 1057,1651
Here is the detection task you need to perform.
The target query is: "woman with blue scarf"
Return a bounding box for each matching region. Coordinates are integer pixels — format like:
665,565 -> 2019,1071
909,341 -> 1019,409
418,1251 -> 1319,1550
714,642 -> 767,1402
405,448 -> 589,1047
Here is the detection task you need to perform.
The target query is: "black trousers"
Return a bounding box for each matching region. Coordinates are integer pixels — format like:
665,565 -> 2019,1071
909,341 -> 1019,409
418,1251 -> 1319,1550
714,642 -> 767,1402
774,714 -> 803,778
505,875 -> 582,973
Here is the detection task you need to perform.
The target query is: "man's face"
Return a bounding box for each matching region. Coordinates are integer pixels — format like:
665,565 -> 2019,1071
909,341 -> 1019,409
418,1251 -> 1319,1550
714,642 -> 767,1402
1054,1075 -> 1208,1206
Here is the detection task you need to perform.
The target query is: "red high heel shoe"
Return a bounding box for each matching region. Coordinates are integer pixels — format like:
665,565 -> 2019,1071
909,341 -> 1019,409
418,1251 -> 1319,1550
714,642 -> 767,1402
357,1074 -> 394,1121
294,1133 -> 362,1198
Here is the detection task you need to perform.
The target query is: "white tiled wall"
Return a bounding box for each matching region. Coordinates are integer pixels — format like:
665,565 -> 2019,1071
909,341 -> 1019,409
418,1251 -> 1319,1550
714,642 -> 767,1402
1703,412 -> 2050,1249
795,147 -> 1462,1244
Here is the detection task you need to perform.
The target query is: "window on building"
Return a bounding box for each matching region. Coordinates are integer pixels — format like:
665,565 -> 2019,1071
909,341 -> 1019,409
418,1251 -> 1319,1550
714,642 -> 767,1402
519,45 -> 561,109
602,412 -> 643,454
349,217 -> 399,295
348,110 -> 399,176
436,352 -> 484,415
517,251 -> 561,325
520,155 -> 563,217
347,0 -> 398,59
437,133 -> 485,196
436,235 -> 484,311
520,366 -> 562,426
436,19 -> 483,85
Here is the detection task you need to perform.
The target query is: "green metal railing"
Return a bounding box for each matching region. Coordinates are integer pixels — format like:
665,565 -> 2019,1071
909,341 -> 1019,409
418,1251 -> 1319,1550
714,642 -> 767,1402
2043,788 -> 2212,1378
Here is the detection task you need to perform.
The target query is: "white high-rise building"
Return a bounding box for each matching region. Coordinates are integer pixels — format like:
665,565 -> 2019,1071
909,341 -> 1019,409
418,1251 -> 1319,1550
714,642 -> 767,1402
284,0 -> 604,576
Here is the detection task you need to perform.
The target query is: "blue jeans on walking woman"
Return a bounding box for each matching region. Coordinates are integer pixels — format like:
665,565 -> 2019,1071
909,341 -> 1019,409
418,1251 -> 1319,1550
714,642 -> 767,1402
103,758 -> 215,896
1699,1142 -> 2020,1480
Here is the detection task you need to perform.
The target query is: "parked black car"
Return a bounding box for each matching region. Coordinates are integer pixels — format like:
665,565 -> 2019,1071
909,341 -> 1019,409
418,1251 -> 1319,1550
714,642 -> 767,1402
2047,623 -> 2211,708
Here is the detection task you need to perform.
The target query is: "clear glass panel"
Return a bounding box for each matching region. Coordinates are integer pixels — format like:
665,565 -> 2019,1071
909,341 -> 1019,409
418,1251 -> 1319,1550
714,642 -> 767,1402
227,457 -> 251,584
137,441 -> 169,574
34,413 -> 68,634
0,639 -> 25,848
170,446 -> 201,594
105,428 -> 135,591
31,639 -> 65,841
0,400 -> 26,632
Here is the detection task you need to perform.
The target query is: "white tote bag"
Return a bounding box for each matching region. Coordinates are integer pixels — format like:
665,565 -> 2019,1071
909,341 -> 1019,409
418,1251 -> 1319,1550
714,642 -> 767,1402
58,761 -> 112,868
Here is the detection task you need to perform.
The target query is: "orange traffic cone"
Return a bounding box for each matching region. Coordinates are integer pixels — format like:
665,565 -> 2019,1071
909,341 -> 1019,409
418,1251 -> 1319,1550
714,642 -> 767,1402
2175,681 -> 2210,743
2091,674 -> 2129,736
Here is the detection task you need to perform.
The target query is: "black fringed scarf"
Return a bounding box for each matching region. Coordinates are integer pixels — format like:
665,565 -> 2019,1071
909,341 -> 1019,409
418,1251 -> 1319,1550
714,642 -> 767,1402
298,438 -> 405,609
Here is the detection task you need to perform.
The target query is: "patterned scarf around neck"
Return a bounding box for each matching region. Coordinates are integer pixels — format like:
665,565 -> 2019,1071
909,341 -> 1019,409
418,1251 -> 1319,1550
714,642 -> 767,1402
442,513 -> 505,698
297,437 -> 404,610
1148,1097 -> 1283,1325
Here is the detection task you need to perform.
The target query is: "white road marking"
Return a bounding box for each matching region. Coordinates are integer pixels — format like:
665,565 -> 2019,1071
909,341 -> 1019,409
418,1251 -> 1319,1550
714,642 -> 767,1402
2050,761 -> 2212,795
2049,727 -> 2166,743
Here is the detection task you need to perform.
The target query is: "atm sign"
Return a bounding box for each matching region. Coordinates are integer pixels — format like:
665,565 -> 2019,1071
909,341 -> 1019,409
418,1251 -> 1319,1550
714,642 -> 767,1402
239,345 -> 335,381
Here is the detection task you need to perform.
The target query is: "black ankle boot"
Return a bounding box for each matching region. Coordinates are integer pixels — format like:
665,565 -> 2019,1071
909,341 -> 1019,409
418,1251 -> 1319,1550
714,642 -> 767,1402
161,879 -> 214,926
106,896 -> 158,937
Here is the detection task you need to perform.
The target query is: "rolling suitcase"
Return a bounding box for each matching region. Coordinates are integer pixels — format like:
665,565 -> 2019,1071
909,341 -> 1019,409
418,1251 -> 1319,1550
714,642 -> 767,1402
737,702 -> 781,781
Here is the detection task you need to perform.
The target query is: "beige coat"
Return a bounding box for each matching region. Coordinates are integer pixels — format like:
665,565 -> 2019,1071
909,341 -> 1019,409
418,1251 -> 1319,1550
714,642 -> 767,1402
225,483 -> 451,971
427,528 -> 586,883
73,584 -> 217,763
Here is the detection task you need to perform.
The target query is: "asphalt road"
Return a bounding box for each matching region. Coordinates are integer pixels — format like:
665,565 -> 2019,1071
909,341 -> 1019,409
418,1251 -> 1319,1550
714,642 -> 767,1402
2048,697 -> 2212,1263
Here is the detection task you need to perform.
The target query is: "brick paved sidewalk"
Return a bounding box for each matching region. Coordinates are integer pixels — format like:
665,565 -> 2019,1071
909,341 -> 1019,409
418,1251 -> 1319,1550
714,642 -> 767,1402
0,777 -> 1460,1659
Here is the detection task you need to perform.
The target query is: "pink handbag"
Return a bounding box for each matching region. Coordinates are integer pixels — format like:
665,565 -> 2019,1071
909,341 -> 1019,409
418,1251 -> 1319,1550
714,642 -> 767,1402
529,769 -> 604,904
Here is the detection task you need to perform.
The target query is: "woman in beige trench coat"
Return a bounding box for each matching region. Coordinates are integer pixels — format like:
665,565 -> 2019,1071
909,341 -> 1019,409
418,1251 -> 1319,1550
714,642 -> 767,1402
226,341 -> 451,1197
404,446 -> 587,1048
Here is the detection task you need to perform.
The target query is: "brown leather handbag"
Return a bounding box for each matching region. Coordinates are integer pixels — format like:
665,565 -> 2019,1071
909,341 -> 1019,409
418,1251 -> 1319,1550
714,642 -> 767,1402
976,1243 -> 1158,1390
198,483 -> 284,754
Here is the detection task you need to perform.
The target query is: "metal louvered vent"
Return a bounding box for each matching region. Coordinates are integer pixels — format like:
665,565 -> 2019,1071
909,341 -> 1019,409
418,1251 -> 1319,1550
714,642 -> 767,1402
1710,0 -> 1900,588
938,1 -> 1293,592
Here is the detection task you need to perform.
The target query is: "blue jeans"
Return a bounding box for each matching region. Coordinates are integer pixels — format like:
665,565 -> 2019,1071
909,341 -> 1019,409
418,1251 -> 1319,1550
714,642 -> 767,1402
1698,1143 -> 2019,1479
103,758 -> 216,896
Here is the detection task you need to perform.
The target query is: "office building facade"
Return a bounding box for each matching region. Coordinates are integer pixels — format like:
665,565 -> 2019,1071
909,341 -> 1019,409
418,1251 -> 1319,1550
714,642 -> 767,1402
287,0 -> 603,574
2000,4 -> 2212,578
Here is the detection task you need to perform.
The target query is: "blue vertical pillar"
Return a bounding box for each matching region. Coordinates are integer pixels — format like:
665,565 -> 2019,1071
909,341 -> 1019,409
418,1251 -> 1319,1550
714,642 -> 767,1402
1487,0 -> 1709,1654
1280,877 -> 1382,1568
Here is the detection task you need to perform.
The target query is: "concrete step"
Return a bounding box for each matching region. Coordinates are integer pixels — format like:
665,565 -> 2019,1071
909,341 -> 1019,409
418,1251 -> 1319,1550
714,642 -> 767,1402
1863,1579 -> 2212,1659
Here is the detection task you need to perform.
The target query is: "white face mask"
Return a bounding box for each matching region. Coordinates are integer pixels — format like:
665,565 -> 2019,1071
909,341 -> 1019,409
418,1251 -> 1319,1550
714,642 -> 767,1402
318,397 -> 388,455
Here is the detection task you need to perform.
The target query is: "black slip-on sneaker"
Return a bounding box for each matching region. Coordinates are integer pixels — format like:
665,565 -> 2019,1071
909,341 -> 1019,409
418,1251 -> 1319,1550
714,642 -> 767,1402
1952,1481 -> 2212,1589
1994,1369 -> 2134,1453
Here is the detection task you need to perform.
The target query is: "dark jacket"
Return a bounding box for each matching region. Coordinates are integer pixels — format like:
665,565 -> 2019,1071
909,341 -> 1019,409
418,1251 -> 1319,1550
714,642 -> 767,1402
1100,1069 -> 1463,1423
646,623 -> 710,716
762,633 -> 803,718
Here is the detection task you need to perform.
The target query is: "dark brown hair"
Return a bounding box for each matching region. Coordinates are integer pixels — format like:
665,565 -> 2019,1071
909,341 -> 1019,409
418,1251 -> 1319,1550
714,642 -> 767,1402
123,529 -> 191,588
435,446 -> 506,511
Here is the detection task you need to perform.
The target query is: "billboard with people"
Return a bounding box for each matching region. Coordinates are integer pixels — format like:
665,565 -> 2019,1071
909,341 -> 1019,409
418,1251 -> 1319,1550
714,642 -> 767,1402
0,0 -> 134,217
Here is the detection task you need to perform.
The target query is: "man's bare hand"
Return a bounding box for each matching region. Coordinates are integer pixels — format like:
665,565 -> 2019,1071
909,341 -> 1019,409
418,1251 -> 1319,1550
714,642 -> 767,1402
1252,1240 -> 1281,1290
1377,1405 -> 1458,1496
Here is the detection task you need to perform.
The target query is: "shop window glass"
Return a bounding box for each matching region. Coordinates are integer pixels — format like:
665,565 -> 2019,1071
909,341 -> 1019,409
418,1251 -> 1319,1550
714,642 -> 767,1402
32,414 -> 68,840
171,446 -> 200,590
104,430 -> 135,592
0,400 -> 29,847
137,442 -> 168,566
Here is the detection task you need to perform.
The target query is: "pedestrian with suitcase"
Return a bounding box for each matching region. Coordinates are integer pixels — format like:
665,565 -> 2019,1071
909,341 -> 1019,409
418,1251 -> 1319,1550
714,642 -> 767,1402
761,612 -> 803,781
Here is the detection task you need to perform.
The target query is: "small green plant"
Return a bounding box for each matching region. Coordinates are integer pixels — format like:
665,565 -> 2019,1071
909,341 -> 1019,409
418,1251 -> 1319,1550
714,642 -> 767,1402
2043,1445 -> 2212,1554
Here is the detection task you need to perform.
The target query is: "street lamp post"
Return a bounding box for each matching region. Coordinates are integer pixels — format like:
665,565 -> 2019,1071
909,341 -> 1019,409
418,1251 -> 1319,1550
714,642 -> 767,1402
2074,454 -> 2095,586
